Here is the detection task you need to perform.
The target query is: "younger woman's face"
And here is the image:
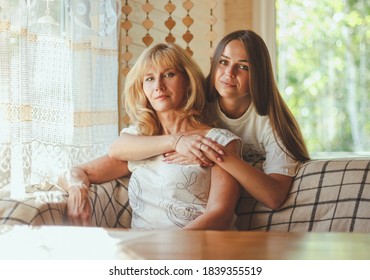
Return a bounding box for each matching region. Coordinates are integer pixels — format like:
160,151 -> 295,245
142,64 -> 188,113
214,40 -> 250,101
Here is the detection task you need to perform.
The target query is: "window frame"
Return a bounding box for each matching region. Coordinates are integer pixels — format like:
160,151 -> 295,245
252,0 -> 276,72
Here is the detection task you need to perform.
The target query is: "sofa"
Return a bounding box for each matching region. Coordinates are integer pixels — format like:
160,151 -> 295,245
236,157 -> 370,232
1,157 -> 370,232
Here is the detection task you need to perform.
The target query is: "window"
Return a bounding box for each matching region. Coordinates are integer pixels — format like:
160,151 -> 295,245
275,0 -> 369,158
0,0 -> 119,193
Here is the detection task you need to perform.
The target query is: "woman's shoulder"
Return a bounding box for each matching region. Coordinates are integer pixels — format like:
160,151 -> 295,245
120,124 -> 140,135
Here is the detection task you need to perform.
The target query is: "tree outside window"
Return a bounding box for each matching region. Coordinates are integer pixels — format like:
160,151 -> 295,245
276,0 -> 369,157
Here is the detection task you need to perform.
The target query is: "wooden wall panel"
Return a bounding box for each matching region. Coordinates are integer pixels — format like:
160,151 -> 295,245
224,0 -> 253,34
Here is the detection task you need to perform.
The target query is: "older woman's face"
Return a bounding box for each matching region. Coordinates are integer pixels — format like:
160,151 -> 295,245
142,64 -> 188,113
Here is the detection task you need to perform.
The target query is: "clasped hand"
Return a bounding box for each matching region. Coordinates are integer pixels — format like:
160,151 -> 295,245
163,134 -> 225,166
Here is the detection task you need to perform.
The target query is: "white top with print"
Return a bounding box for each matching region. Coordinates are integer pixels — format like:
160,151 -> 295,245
207,100 -> 299,176
121,126 -> 241,230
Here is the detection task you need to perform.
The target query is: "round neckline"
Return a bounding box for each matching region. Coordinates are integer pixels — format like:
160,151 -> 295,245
215,99 -> 253,125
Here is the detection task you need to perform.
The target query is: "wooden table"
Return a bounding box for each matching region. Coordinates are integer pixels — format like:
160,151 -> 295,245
1,225 -> 369,260
111,229 -> 370,260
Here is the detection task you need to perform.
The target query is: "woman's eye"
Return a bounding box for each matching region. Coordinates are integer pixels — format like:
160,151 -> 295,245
144,77 -> 154,82
164,72 -> 175,78
239,64 -> 249,70
219,59 -> 228,65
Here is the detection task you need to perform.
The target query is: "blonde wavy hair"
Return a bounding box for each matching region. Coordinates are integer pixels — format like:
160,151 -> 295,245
124,43 -> 206,136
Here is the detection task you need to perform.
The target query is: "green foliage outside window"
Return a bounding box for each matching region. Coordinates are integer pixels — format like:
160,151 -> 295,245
276,0 -> 369,157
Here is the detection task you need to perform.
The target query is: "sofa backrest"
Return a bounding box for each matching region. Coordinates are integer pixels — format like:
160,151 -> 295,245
236,158 -> 370,232
88,158 -> 370,232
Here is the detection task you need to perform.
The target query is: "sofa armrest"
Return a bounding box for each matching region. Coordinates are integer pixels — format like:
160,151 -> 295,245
236,158 -> 370,232
0,183 -> 67,226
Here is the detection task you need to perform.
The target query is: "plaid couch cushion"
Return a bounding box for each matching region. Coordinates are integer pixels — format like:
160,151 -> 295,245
236,158 -> 370,232
0,177 -> 132,227
89,177 -> 132,228
0,183 -> 67,226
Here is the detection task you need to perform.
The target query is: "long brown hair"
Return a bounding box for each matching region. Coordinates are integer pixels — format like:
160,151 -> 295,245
206,30 -> 310,162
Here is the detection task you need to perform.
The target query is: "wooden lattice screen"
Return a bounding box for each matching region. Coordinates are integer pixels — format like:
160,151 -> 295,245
118,0 -> 220,130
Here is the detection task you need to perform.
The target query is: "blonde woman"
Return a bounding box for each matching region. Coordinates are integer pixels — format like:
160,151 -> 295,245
60,43 -> 241,229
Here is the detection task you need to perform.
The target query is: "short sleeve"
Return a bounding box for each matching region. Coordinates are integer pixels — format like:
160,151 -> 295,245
120,125 -> 140,136
263,141 -> 300,176
207,128 -> 242,157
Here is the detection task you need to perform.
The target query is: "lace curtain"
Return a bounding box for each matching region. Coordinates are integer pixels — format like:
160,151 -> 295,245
0,0 -> 120,197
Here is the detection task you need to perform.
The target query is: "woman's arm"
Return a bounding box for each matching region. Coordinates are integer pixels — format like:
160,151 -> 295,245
109,133 -> 179,161
76,154 -> 129,184
58,154 -> 130,226
110,132 -> 225,166
202,145 -> 292,210
184,140 -> 241,230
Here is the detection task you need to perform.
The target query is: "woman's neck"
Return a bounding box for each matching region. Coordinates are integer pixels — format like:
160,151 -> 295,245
158,112 -> 207,135
218,95 -> 251,119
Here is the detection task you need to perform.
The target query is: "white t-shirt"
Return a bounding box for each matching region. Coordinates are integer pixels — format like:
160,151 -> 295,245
207,100 -> 299,176
120,127 -> 242,230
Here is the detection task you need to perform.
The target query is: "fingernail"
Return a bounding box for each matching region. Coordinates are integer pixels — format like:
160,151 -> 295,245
218,150 -> 224,155
217,157 -> 223,162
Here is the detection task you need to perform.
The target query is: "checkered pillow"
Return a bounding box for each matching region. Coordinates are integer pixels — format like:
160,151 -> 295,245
0,183 -> 67,226
89,177 -> 132,228
0,177 -> 132,227
236,158 -> 370,232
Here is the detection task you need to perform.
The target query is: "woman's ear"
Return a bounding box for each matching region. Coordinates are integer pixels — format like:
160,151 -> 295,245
186,87 -> 190,98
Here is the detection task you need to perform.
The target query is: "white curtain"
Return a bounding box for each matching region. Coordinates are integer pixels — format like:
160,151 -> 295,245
0,0 -> 120,196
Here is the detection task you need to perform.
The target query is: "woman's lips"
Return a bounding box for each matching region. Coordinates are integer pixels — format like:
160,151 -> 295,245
155,95 -> 168,100
220,80 -> 236,87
